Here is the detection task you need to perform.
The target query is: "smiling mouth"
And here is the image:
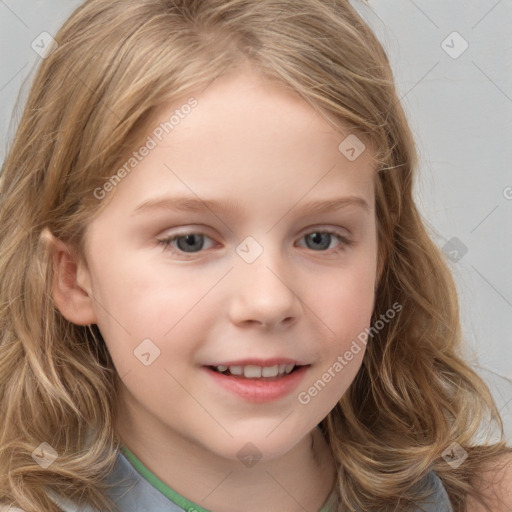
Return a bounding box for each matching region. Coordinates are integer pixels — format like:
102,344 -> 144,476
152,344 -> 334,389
203,364 -> 311,402
207,364 -> 307,380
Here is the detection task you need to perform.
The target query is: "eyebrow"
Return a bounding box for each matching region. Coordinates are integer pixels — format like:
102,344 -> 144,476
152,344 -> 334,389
132,194 -> 370,217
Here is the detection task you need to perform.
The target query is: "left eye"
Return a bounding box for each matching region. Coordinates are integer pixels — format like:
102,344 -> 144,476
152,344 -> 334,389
157,229 -> 353,257
298,230 -> 352,251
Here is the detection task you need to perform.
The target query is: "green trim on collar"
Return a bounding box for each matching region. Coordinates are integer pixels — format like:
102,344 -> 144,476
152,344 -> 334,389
120,445 -> 211,512
319,489 -> 337,512
120,444 -> 336,512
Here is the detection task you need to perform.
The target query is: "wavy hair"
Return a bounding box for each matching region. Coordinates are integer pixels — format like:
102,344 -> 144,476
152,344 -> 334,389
1,1 -> 510,511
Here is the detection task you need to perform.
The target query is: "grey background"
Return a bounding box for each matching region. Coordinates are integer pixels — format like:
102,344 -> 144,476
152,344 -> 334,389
1,0 -> 511,442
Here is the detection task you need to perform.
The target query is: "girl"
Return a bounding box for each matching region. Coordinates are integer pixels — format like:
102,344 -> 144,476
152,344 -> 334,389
0,1 -> 511,511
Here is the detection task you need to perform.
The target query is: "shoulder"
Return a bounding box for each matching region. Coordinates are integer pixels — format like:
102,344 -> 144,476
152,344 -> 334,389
414,470 -> 453,511
466,452 -> 512,512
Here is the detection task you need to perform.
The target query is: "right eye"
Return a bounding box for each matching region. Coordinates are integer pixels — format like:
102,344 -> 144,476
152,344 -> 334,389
157,232 -> 216,257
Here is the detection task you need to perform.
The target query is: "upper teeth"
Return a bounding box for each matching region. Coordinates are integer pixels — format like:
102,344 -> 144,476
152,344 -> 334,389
215,364 -> 295,377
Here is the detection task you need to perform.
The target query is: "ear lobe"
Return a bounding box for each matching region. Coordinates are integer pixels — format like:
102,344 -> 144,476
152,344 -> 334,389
41,228 -> 98,326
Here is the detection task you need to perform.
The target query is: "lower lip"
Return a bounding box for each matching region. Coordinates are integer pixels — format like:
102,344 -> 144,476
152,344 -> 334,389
203,365 -> 310,403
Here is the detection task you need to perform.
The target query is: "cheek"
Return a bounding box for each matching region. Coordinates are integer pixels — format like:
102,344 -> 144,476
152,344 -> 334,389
88,256 -> 212,370
299,266 -> 374,408
305,253 -> 376,399
318,255 -> 376,331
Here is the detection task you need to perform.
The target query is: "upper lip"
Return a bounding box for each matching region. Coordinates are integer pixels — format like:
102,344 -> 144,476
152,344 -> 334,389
204,358 -> 309,367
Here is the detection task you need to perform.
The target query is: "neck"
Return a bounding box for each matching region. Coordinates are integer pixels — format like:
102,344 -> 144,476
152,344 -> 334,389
114,394 -> 336,512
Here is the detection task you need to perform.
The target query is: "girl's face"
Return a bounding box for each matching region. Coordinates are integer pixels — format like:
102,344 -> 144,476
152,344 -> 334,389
74,67 -> 378,461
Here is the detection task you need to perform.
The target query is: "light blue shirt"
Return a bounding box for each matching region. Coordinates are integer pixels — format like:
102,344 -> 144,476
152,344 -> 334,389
45,446 -> 453,512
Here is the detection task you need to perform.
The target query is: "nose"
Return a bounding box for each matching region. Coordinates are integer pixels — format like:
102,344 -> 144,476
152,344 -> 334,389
228,245 -> 302,329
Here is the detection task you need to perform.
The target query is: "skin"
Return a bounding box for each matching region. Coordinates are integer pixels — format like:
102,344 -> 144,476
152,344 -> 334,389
466,454 -> 512,511
49,65 -> 381,512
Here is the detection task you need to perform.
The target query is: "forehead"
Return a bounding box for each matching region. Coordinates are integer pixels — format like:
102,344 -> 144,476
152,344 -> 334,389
149,67 -> 372,156
94,67 -> 377,222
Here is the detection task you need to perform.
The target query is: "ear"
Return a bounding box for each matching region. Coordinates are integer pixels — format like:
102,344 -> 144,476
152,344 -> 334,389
41,227 -> 98,326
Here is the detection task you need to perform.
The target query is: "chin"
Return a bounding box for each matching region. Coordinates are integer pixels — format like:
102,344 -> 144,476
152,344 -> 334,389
204,430 -> 306,464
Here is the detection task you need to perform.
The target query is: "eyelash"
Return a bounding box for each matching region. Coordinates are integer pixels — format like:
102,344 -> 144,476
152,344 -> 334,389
156,228 -> 353,258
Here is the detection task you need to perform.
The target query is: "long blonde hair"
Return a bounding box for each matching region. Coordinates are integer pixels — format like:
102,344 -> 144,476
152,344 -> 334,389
1,1 -> 510,511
